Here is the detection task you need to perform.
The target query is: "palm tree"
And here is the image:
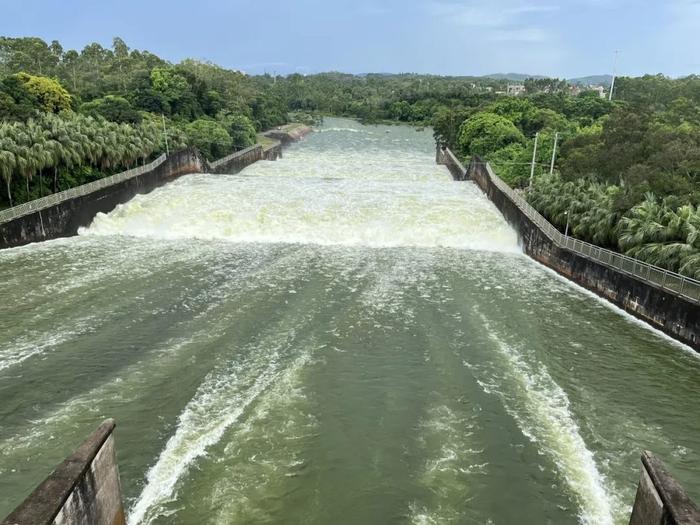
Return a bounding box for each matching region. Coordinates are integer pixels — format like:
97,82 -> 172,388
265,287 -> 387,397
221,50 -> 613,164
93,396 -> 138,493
618,194 -> 700,275
0,145 -> 16,207
0,111 -> 177,208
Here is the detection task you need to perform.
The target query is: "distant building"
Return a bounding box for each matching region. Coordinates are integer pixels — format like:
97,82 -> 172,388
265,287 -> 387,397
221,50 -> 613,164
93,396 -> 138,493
589,85 -> 606,98
568,84 -> 607,98
507,84 -> 526,96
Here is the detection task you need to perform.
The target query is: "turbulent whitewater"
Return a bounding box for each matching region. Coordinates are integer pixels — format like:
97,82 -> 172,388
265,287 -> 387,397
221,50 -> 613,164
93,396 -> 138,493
0,118 -> 698,525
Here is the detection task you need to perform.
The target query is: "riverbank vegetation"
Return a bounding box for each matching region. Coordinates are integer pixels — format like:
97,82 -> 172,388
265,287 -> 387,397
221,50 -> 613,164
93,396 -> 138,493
435,78 -> 700,278
2,36 -> 699,276
0,37 -> 287,207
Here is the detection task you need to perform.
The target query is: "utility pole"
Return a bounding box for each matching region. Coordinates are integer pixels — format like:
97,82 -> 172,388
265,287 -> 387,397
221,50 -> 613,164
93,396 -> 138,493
161,114 -> 170,156
609,50 -> 619,101
564,210 -> 570,237
528,132 -> 539,190
549,132 -> 559,175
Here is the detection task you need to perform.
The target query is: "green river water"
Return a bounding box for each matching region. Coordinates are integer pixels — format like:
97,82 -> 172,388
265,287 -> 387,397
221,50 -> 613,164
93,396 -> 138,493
0,118 -> 698,524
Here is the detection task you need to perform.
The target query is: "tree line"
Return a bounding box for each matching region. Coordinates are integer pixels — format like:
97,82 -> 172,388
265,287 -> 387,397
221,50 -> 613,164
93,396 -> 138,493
0,37 -> 285,207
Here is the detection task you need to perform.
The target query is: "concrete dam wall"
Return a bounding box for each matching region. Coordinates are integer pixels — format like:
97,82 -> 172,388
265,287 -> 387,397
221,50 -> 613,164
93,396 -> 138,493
437,147 -> 700,351
0,127 -> 304,250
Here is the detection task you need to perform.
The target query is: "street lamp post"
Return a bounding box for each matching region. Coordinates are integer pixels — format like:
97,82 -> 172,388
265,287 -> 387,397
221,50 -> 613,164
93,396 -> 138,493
162,114 -> 170,157
549,132 -> 559,175
564,210 -> 570,237
528,132 -> 539,190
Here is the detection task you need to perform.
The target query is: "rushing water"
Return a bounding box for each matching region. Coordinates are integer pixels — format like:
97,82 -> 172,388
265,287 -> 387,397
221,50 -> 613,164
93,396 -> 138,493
0,118 -> 698,524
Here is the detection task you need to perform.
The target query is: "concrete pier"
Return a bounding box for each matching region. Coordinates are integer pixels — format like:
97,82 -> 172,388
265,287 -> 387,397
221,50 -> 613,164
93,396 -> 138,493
629,451 -> 700,525
1,420 -> 124,525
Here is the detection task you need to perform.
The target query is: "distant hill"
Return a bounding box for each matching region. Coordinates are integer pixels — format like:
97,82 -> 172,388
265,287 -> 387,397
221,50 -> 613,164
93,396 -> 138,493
567,75 -> 613,87
483,73 -> 612,87
482,73 -> 546,81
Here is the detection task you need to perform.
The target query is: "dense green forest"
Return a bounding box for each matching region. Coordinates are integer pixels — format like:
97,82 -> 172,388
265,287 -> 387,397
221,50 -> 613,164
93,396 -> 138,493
0,37 -> 286,205
2,36 -> 700,277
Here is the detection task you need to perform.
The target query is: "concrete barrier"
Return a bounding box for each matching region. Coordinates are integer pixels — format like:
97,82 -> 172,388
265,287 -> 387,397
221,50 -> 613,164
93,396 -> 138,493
209,145 -> 263,174
629,451 -> 700,525
264,124 -> 312,145
438,147 -> 700,351
1,420 -> 124,525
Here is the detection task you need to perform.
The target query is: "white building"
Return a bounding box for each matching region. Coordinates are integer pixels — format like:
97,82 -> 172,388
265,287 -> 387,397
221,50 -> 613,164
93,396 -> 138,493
590,85 -> 606,98
507,84 -> 526,96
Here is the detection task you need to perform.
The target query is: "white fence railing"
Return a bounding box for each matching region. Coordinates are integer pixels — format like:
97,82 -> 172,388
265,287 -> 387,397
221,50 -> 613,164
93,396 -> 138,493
0,154 -> 167,225
447,150 -> 700,303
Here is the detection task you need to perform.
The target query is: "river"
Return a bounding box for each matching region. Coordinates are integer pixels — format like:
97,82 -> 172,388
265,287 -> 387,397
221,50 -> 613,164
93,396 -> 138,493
0,118 -> 698,524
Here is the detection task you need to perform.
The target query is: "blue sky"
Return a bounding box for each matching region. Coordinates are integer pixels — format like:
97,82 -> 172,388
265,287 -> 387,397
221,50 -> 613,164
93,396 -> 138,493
2,0 -> 699,78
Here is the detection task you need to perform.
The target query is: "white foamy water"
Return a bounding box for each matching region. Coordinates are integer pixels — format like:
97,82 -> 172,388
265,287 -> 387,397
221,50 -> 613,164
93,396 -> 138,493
128,339 -> 315,525
82,176 -> 518,251
79,118 -> 518,253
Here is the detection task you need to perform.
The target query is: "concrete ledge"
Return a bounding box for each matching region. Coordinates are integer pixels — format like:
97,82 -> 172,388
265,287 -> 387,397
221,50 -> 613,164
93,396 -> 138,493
263,124 -> 312,145
1,419 -> 125,525
630,451 -> 700,525
209,145 -> 263,174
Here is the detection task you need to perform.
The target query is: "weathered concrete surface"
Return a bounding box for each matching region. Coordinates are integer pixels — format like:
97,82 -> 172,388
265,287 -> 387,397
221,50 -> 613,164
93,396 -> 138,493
209,145 -> 265,174
210,141 -> 282,173
436,145 -> 467,181
1,420 -> 125,525
262,140 -> 283,160
629,451 -> 700,525
438,148 -> 700,350
264,124 -> 312,145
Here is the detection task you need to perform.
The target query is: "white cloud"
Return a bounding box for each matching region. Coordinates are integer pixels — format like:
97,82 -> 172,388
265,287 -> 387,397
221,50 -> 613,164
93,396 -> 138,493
427,1 -> 556,42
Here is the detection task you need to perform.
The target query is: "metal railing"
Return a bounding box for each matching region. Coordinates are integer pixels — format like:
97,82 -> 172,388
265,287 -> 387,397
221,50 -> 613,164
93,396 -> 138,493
447,150 -> 700,303
0,154 -> 167,226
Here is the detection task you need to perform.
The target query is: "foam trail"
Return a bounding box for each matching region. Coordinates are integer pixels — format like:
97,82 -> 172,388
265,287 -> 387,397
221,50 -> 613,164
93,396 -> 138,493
409,404 -> 485,524
207,351 -> 316,522
473,313 -> 616,525
127,343 -> 312,525
0,314 -> 98,371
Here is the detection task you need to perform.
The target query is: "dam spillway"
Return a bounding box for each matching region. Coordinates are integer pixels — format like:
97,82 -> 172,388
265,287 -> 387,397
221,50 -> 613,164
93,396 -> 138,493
0,118 -> 698,525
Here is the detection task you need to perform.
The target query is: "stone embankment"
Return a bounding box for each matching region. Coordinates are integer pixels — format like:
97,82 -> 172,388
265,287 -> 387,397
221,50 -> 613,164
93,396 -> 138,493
263,123 -> 312,144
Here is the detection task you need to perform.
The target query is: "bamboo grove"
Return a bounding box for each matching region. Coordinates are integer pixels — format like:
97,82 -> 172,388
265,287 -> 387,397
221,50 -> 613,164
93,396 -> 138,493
0,113 -> 169,206
529,174 -> 700,278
